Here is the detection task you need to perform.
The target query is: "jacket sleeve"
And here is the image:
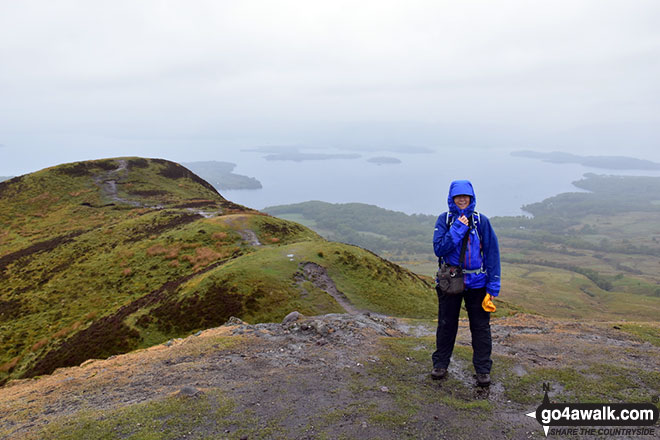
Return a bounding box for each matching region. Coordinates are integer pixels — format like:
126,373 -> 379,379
433,213 -> 468,258
479,214 -> 501,296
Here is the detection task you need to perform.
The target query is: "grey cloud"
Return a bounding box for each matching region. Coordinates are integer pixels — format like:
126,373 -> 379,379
1,0 -> 660,169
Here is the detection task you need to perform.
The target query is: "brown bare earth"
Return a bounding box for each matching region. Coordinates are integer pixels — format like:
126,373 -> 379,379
1,312 -> 658,440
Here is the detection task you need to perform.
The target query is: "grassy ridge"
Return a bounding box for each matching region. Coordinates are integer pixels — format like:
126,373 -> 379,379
0,158 -> 435,385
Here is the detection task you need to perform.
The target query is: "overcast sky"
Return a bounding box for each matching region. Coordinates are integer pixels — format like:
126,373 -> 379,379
2,0 -> 660,175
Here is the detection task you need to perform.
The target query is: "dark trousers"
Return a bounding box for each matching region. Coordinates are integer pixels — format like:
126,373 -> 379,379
431,286 -> 492,374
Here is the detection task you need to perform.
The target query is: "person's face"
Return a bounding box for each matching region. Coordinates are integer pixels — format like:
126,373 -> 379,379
453,195 -> 470,210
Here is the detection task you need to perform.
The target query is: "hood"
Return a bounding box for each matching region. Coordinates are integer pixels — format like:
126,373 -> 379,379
447,180 -> 476,216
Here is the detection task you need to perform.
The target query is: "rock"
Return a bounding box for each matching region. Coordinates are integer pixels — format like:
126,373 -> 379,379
177,386 -> 202,398
80,359 -> 98,367
383,328 -> 399,337
224,316 -> 247,326
194,331 -> 203,336
165,340 -> 174,347
282,311 -> 301,325
310,320 -> 330,336
380,386 -> 389,393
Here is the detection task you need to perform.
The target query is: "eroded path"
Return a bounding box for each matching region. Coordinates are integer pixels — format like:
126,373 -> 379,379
92,159 -> 143,207
297,262 -> 360,314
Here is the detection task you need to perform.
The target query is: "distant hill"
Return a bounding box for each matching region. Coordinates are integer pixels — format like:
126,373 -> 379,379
512,150 -> 660,170
0,158 -> 434,385
181,161 -> 262,190
367,156 -> 402,165
521,173 -> 660,218
264,152 -> 361,161
242,146 -> 362,162
264,201 -> 436,255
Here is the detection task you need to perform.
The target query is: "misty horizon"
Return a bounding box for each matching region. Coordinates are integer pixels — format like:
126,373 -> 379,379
2,1 -> 660,176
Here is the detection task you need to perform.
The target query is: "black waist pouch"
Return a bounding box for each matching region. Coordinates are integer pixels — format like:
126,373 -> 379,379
436,263 -> 464,294
436,228 -> 469,295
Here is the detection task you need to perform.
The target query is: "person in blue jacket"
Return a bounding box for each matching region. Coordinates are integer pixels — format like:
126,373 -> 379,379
431,180 -> 500,387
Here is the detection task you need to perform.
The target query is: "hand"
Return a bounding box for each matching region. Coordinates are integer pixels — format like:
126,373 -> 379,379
458,215 -> 469,226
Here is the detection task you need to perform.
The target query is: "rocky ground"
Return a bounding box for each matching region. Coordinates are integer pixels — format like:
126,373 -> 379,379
0,312 -> 658,440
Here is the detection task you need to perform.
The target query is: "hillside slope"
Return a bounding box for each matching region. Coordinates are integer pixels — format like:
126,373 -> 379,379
0,158 -> 434,385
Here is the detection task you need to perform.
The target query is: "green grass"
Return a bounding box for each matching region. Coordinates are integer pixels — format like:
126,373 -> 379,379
500,264 -> 660,321
31,389 -> 238,440
367,336 -> 493,412
617,323 -> 660,347
322,244 -> 435,318
360,334 -> 659,410
611,275 -> 660,297
499,359 -> 660,405
306,335 -> 492,439
176,240 -> 436,325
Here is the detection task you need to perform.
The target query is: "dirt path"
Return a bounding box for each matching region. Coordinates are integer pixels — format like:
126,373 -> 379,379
218,215 -> 262,246
237,229 -> 261,246
298,262 -> 360,314
92,159 -> 143,207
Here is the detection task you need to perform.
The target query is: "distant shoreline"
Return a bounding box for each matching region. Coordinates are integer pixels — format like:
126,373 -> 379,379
367,156 -> 402,165
182,161 -> 262,190
512,150 -> 660,171
263,152 -> 361,162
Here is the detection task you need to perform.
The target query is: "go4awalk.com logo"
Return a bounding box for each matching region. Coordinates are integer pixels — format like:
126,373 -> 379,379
525,384 -> 659,437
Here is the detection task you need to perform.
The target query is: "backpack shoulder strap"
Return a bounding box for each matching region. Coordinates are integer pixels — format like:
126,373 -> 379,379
471,211 -> 482,239
445,211 -> 452,227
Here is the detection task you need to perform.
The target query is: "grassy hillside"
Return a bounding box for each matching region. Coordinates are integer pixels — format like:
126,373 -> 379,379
265,175 -> 660,321
0,158 -> 434,385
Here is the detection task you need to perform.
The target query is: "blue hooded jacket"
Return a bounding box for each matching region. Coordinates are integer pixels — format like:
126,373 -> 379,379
432,180 -> 501,296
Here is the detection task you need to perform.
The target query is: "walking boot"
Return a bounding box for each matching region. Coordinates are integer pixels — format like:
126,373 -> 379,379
431,368 -> 447,380
476,373 -> 491,387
